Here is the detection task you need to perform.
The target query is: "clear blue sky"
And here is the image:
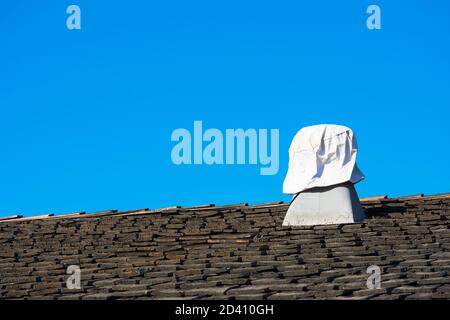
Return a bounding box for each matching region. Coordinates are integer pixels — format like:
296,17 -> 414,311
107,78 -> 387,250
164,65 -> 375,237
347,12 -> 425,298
1,1 -> 449,217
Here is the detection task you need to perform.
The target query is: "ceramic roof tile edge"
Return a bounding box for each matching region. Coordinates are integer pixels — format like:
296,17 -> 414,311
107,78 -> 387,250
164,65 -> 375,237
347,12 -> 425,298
1,192 -> 449,223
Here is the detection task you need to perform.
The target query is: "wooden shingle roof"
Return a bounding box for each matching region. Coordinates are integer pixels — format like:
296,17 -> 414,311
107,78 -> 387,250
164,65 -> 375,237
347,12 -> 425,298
0,192 -> 449,300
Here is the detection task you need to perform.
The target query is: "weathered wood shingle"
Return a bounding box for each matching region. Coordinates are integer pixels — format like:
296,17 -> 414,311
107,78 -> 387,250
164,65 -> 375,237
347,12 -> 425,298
0,193 -> 449,300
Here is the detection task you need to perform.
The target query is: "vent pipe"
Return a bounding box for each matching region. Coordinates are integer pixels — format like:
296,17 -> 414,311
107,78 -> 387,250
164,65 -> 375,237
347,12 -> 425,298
282,124 -> 365,226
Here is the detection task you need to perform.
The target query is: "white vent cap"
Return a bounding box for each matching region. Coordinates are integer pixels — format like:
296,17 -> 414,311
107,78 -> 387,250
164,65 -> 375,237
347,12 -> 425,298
283,124 -> 364,194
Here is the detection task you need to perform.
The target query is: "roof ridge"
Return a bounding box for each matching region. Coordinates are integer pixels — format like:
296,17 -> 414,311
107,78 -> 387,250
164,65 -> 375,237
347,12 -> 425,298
359,195 -> 388,202
1,191 -> 449,223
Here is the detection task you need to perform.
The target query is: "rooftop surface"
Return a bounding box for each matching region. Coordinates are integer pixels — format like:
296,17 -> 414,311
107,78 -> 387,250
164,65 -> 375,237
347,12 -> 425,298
1,192 -> 449,300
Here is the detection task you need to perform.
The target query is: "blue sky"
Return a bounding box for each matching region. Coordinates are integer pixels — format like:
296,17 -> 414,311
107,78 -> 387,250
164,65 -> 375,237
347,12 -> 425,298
1,1 -> 449,217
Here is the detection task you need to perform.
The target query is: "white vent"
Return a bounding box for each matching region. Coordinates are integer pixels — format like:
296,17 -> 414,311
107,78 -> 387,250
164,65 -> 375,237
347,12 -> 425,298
282,124 -> 365,226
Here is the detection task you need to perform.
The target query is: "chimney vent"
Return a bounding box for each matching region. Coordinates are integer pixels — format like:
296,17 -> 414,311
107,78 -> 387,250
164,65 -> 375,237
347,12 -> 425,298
282,124 -> 365,226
